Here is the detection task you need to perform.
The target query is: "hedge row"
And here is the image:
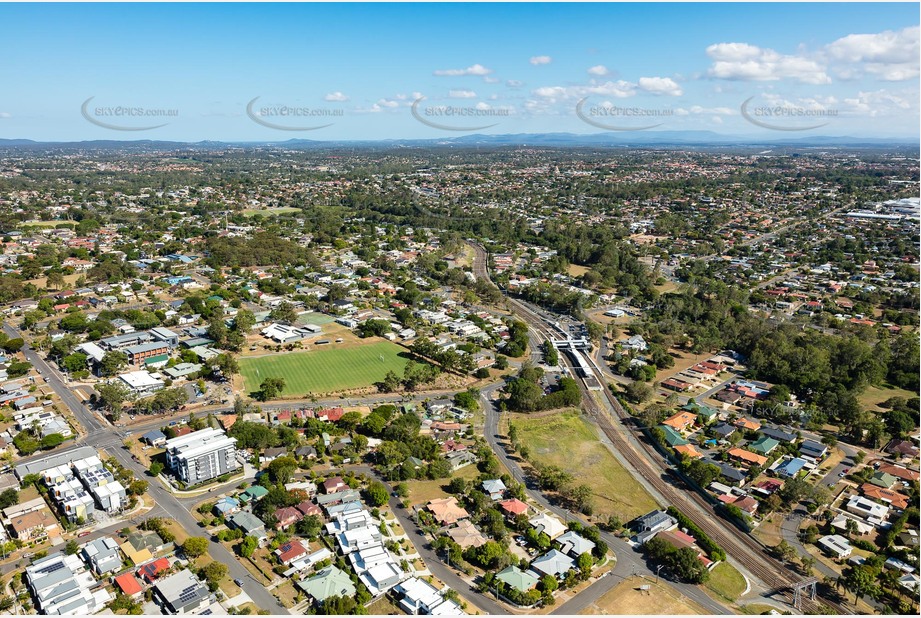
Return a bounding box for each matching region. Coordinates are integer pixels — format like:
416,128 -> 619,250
666,506 -> 727,561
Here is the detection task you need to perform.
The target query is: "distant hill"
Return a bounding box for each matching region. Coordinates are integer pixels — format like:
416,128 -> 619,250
0,132 -> 916,151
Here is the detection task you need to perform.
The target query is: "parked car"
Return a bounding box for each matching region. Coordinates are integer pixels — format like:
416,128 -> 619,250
78,531 -> 91,538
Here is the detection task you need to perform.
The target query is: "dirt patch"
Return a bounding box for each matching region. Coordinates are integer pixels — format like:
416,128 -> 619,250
580,575 -> 707,615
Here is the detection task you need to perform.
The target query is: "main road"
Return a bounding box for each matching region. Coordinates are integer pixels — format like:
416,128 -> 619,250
2,323 -> 289,614
3,323 -> 106,435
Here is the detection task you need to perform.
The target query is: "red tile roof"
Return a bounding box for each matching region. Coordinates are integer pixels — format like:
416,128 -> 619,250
137,557 -> 170,582
277,540 -> 309,564
114,573 -> 143,596
296,500 -> 322,517
499,499 -> 529,516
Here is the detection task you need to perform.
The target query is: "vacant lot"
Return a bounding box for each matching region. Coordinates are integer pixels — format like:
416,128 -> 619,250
580,575 -> 706,615
405,464 -> 479,507
242,206 -> 301,216
512,409 -> 658,522
857,385 -> 917,411
239,341 -> 411,396
704,562 -> 746,602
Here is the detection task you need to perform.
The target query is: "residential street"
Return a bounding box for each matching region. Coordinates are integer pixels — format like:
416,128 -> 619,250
479,385 -> 731,615
2,324 -> 289,614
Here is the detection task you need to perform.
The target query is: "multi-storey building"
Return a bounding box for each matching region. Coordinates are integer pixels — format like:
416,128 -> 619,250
163,428 -> 240,484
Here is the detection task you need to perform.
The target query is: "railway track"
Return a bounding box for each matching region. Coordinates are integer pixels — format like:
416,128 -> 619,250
469,242 -> 849,613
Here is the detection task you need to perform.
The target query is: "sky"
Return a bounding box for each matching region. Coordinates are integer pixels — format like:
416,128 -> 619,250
0,2 -> 918,141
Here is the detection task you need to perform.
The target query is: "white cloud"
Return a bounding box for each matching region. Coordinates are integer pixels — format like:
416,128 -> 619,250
826,26 -> 919,81
324,92 -> 349,102
638,76 -> 683,96
475,102 -> 491,110
842,89 -> 912,116
449,89 -> 477,99
483,76 -> 500,84
587,65 -> 609,76
706,42 -> 831,84
0,112 -> 10,118
374,98 -> 399,110
530,55 -> 552,66
532,79 -> 636,101
674,105 -> 734,116
433,63 -> 492,76
506,80 -> 524,88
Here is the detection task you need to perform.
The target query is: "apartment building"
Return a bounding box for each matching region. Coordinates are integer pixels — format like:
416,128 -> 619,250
163,427 -> 240,484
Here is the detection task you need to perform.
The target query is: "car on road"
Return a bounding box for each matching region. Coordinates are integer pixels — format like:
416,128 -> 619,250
78,531 -> 91,538
234,579 -> 244,587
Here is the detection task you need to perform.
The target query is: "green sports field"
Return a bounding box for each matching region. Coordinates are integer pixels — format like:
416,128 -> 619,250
239,341 -> 410,396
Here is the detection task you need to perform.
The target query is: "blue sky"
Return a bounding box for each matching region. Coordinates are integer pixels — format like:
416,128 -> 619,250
0,2 -> 918,140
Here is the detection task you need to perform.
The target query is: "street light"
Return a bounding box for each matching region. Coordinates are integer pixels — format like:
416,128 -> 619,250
655,564 -> 664,584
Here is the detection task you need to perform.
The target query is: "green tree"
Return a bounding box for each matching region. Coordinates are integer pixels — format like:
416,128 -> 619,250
64,539 -> 80,555
295,515 -> 322,539
266,456 -> 298,485
99,351 -> 128,377
201,561 -> 228,591
239,536 -> 258,558
233,309 -> 256,333
182,537 -> 209,559
539,574 -> 558,592
365,481 -> 390,507
96,381 -> 133,419
60,352 -> 88,373
577,552 -> 594,578
148,461 -> 164,477
257,377 -> 286,401
269,302 -> 298,324
0,488 -> 19,510
212,353 -> 240,379
681,459 -> 720,487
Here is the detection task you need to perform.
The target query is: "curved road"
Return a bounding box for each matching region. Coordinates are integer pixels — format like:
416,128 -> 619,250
480,381 -> 730,614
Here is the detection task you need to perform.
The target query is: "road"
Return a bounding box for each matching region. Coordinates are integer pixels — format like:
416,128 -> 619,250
346,466 -> 509,615
479,386 -> 730,615
2,323 -> 289,614
3,323 -> 107,435
468,241 -> 856,614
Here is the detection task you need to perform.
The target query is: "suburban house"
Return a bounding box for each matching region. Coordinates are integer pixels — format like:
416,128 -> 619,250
424,497 -> 470,527
529,512 -> 566,540
229,511 -> 268,544
556,530 -> 595,558
499,498 -> 529,519
152,569 -> 212,614
818,534 -> 853,559
481,479 -> 507,501
530,549 -> 575,579
800,440 -> 828,460
496,566 -> 539,595
297,565 -> 357,606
